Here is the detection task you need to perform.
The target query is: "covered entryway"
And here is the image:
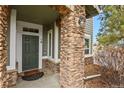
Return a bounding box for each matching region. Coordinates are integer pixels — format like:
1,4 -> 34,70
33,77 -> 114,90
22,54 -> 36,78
13,5 -> 59,73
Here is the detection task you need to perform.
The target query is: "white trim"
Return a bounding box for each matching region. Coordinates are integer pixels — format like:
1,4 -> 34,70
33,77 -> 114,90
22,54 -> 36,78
7,9 -> 16,70
42,56 -> 60,63
58,59 -> 61,62
16,21 -> 42,73
85,54 -> 93,58
47,29 -> 53,59
48,58 -> 55,62
83,74 -> 101,80
42,56 -> 48,59
54,22 -> 59,63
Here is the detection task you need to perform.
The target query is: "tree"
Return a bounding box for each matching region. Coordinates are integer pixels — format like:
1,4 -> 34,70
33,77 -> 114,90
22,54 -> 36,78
97,5 -> 124,45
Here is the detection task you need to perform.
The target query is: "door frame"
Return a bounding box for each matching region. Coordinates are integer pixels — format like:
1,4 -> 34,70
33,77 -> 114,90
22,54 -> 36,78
16,21 -> 42,73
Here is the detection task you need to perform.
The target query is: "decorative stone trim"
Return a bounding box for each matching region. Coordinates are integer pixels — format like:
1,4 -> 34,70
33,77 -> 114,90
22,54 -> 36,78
84,56 -> 93,65
6,69 -> 17,87
42,59 -> 60,75
0,5 -> 10,88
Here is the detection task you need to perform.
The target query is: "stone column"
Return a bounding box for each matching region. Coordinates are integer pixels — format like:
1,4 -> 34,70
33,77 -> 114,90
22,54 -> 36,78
0,5 -> 10,88
60,6 -> 86,87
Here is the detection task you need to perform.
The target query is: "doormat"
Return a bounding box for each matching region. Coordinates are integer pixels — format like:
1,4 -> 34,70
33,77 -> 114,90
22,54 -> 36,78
22,72 -> 44,81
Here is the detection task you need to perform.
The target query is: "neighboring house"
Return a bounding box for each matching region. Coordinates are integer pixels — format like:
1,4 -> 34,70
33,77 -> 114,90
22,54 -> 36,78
0,5 -> 99,88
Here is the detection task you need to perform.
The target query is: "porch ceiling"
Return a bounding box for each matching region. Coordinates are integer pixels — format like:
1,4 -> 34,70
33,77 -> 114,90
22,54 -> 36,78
10,5 -> 59,25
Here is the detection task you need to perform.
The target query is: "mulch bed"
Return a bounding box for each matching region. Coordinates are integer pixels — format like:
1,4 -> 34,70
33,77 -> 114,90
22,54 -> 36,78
84,63 -> 120,87
84,63 -> 101,77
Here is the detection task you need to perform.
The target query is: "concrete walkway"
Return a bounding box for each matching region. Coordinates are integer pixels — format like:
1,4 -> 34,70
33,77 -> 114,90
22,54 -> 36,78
13,73 -> 60,88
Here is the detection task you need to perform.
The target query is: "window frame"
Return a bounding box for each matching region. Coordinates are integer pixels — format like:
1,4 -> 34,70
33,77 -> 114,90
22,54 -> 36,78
84,34 -> 92,56
85,38 -> 90,54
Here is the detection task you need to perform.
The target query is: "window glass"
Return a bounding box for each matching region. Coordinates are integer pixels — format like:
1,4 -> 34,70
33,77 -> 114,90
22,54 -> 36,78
85,38 -> 90,54
23,27 -> 39,33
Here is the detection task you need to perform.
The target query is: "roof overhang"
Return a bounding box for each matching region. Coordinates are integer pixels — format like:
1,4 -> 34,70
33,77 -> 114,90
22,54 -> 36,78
65,5 -> 100,18
85,5 -> 100,18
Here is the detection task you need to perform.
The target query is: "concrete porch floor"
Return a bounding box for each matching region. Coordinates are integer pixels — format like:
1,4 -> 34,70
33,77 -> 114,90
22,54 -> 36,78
12,73 -> 60,88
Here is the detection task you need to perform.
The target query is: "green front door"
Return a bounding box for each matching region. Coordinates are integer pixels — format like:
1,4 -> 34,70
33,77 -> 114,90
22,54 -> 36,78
22,35 -> 39,71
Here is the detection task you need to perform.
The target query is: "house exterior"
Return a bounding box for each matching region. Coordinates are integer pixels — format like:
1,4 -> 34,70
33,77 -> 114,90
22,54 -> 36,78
0,5 -> 99,88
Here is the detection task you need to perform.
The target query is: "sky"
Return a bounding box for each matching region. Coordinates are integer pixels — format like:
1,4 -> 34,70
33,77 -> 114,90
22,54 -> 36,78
93,15 -> 100,44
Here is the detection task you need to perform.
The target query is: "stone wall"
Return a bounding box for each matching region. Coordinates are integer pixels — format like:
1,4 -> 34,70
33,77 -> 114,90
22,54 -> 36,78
0,5 -> 10,88
84,56 -> 93,65
6,70 -> 17,87
60,6 -> 86,87
42,59 -> 60,75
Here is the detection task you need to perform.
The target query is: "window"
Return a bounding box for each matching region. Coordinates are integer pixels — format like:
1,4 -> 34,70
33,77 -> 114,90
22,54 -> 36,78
23,27 -> 39,33
85,38 -> 90,54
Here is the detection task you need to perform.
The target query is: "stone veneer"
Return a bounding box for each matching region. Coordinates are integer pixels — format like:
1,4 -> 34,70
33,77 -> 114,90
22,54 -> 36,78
84,56 -> 93,65
0,5 -> 10,88
42,59 -> 60,75
60,6 -> 86,87
6,70 -> 17,87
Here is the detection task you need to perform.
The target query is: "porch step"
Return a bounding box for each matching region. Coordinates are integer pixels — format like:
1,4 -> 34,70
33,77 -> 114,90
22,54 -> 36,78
23,69 -> 40,76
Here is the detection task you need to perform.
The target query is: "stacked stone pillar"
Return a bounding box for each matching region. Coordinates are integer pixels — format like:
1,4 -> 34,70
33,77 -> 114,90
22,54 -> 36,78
60,6 -> 86,87
0,5 -> 10,88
